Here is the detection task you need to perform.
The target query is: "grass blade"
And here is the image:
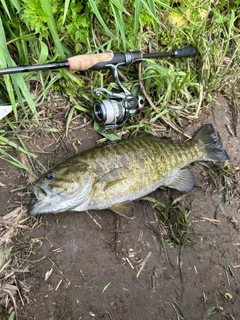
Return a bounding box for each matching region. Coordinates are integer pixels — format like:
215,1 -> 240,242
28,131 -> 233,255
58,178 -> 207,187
110,1 -> 126,50
94,122 -> 120,141
203,306 -> 217,320
62,0 -> 71,26
0,147 -> 36,177
134,0 -> 143,33
7,312 -> 15,320
0,16 -> 38,121
39,0 -> 65,59
0,0 -> 12,20
88,0 -> 114,37
9,0 -> 20,11
0,135 -> 35,157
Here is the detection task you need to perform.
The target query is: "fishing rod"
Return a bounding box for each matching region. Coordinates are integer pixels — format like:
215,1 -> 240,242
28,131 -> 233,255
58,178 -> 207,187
0,46 -> 197,129
0,46 -> 196,75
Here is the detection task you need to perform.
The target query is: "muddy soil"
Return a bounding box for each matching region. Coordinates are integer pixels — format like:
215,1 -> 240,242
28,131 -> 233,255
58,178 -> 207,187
0,96 -> 239,320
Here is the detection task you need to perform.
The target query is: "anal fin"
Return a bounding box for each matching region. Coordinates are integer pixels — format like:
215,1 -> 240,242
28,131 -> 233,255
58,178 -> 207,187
166,168 -> 196,192
111,201 -> 135,219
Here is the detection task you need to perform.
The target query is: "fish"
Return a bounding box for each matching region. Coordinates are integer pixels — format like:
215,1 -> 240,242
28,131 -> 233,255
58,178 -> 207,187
28,123 -> 229,219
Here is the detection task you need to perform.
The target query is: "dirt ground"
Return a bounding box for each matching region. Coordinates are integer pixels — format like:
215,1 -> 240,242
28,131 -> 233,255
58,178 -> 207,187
0,95 -> 239,320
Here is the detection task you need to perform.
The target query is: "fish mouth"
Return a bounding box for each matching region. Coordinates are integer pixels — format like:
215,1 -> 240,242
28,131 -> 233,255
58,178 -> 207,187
27,184 -> 55,216
31,184 -> 49,200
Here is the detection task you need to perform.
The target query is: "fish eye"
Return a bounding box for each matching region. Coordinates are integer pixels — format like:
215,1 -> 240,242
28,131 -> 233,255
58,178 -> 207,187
46,173 -> 55,180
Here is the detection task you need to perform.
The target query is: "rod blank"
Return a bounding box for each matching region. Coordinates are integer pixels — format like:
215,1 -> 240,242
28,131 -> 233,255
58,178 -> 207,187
0,61 -> 68,75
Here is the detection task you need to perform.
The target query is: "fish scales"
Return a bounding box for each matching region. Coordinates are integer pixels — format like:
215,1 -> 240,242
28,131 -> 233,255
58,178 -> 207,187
28,124 -> 229,219
52,136 -> 197,205
90,137 -> 188,207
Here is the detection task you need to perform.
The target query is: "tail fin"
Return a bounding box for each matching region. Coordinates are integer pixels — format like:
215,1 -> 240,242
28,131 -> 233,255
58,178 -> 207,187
193,124 -> 229,162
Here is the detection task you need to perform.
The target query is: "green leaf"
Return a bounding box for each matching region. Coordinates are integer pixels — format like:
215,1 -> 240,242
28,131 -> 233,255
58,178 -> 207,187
93,122 -> 121,141
0,16 -> 37,121
134,0 -> 143,33
88,0 -> 114,37
0,0 -> 12,20
102,282 -> 111,293
10,0 -> 20,11
8,311 -> 15,320
38,40 -> 49,63
0,135 -> 34,157
0,147 -> 36,177
62,0 -> 71,26
66,106 -> 74,135
74,105 -> 91,115
110,1 -> 126,50
39,0 -> 65,59
203,307 -> 217,320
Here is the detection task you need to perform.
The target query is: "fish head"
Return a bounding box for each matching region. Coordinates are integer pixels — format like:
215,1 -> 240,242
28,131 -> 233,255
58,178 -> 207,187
28,161 -> 93,215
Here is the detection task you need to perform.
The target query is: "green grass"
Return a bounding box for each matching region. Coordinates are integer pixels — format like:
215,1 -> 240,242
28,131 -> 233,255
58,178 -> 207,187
0,1 -> 239,132
143,190 -> 192,247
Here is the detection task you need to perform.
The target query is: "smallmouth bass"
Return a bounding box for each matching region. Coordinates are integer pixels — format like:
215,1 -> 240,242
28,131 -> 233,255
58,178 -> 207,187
28,124 -> 229,218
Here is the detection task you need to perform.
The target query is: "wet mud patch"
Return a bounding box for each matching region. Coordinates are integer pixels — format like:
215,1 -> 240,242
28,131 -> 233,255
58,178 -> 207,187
0,96 -> 239,320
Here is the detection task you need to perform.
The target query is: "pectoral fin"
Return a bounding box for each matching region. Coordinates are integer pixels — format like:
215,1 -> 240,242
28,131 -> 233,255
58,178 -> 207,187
166,168 -> 196,192
104,178 -> 125,190
111,201 -> 135,219
96,167 -> 128,191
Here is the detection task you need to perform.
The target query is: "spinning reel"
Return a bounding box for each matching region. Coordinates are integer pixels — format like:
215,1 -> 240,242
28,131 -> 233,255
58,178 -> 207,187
93,63 -> 144,130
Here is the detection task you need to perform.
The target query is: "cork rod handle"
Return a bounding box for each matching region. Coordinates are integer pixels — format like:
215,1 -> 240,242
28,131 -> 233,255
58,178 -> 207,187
67,52 -> 114,71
